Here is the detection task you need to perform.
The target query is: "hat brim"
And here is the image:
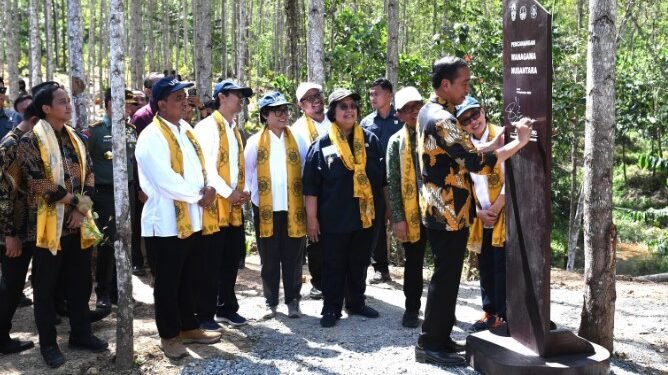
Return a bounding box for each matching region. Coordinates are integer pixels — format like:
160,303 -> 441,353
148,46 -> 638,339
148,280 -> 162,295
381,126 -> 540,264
330,92 -> 361,105
455,104 -> 481,118
215,87 -> 254,98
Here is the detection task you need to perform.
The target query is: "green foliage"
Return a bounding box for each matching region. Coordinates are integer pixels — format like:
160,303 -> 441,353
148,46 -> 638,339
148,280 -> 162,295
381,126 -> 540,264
638,154 -> 668,173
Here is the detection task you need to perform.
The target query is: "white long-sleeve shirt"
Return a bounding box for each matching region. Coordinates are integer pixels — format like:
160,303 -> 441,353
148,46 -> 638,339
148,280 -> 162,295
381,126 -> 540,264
135,116 -> 204,237
244,128 -> 309,210
193,113 -> 242,199
470,126 -> 505,228
291,114 -> 331,145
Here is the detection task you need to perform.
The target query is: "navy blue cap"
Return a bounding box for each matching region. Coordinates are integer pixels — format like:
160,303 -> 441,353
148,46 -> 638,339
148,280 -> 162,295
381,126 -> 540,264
455,96 -> 481,118
258,92 -> 291,110
213,79 -> 253,98
151,76 -> 193,106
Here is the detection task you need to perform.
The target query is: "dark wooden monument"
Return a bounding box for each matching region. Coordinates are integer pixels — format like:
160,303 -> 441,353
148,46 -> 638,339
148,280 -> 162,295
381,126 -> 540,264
465,1 -> 611,373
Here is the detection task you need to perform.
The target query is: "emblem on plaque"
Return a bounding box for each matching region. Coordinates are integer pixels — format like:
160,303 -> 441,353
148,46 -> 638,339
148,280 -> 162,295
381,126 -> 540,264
511,3 -> 517,21
520,6 -> 527,20
531,4 -> 538,19
104,151 -> 113,160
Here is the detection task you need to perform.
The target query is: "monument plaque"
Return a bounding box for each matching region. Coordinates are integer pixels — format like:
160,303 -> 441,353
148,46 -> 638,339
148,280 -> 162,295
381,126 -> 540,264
466,1 -> 611,373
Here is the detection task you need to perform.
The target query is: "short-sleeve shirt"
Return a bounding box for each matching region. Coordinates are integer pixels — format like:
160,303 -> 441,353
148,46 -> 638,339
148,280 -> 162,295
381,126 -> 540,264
302,127 -> 386,234
84,116 -> 137,186
130,104 -> 155,134
0,108 -> 22,140
360,106 -> 403,154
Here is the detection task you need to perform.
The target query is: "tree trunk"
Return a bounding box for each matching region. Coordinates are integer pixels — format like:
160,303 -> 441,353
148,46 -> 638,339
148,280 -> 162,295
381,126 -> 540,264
221,0 -> 227,77
566,118 -> 580,271
61,0 -> 68,70
109,0 -> 134,368
579,0 -> 617,353
87,0 -> 96,107
236,0 -> 246,126
29,0 -> 43,86
7,0 -> 19,101
386,0 -> 399,89
306,0 -> 325,85
195,0 -> 212,99
68,0 -> 88,130
129,0 -> 143,88
285,0 -> 300,81
45,0 -> 55,80
567,183 -> 585,271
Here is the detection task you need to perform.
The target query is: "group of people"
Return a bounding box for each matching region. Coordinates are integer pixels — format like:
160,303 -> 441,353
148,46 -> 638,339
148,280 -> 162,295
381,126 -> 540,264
0,55 -> 534,369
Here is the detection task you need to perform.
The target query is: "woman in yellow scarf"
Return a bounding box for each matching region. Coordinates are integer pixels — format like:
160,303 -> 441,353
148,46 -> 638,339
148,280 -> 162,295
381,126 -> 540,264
302,88 -> 386,328
245,92 -> 309,320
18,82 -> 107,368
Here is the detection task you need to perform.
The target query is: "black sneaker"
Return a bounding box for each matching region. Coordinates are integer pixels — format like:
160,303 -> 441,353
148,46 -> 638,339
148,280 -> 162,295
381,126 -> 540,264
309,287 -> 323,300
369,271 -> 392,284
90,307 -> 112,323
40,344 -> 65,368
444,338 -> 466,353
68,335 -> 109,353
132,266 -> 147,276
402,312 -> 420,328
214,312 -> 248,327
346,305 -> 379,318
18,293 -> 33,307
320,312 -> 339,328
96,295 -> 111,309
415,345 -> 466,366
0,338 -> 34,354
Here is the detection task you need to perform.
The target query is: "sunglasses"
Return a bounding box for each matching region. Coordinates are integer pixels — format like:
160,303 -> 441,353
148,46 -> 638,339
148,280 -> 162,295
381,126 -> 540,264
337,102 -> 358,111
459,109 -> 482,126
301,93 -> 324,104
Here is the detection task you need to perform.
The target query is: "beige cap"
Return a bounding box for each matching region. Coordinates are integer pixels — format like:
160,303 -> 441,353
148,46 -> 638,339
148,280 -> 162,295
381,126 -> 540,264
296,82 -> 323,102
395,86 -> 424,110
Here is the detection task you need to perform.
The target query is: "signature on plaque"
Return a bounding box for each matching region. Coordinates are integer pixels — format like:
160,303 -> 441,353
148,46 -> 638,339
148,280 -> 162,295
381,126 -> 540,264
505,96 -> 538,142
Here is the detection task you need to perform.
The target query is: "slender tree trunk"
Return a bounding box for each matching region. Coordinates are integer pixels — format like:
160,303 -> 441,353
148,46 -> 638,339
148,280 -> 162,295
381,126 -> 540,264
45,0 -> 55,80
29,0 -> 43,86
130,0 -> 143,87
236,0 -> 246,126
7,0 -> 19,101
0,0 -> 5,80
221,0 -> 227,77
567,118 -> 580,271
109,0 -> 134,368
567,183 -> 585,271
285,0 -> 300,81
68,0 -> 88,129
61,0 -> 68,70
386,0 -> 399,89
577,0 -> 585,31
307,0 -> 325,85
87,0 -> 96,107
579,0 -> 617,353
195,0 -> 212,98
99,0 -> 108,95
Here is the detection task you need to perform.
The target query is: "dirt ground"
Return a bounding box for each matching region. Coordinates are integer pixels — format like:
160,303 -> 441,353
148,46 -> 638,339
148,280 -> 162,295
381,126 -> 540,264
1,253 -> 666,375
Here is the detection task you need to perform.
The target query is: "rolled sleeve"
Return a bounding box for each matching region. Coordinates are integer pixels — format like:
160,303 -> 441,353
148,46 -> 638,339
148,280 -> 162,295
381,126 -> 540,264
302,143 -> 322,197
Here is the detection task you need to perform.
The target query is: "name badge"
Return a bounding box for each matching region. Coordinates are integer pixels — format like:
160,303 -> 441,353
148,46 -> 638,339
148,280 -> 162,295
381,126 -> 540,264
322,145 -> 338,158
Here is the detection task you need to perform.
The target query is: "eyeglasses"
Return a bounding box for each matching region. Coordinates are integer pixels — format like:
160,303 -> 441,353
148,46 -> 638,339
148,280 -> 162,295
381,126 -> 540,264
301,93 -> 324,104
269,106 -> 290,116
337,102 -> 358,111
459,109 -> 481,126
0,87 -> 6,94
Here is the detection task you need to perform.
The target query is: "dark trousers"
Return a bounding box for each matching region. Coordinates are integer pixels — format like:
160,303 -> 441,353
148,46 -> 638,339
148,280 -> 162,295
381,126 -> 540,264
320,228 -> 375,315
418,228 -> 468,351
306,240 -> 322,290
94,187 -> 117,299
371,206 -> 389,273
214,225 -> 245,318
145,233 -> 202,339
0,244 -> 33,343
131,188 -> 144,269
479,228 -> 506,319
33,235 -> 93,347
403,226 -> 427,313
252,206 -> 305,307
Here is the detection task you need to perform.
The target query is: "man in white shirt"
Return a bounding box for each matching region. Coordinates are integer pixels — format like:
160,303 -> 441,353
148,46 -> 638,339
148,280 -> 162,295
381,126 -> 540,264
135,77 -> 221,360
290,82 -> 330,299
193,79 -> 253,329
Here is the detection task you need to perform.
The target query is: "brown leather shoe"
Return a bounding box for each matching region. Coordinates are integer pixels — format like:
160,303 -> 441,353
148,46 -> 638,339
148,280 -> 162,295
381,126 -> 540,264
160,337 -> 188,360
180,329 -> 221,344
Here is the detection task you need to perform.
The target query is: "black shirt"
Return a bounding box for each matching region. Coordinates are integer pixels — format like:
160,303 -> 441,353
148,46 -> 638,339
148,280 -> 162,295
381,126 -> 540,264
303,127 -> 386,234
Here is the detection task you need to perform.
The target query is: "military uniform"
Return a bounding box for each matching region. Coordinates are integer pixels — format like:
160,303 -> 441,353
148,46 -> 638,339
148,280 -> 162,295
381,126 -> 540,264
84,116 -> 137,305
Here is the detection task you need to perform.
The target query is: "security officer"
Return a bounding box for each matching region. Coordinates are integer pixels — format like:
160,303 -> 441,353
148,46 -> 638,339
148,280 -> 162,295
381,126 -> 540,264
84,88 -> 138,309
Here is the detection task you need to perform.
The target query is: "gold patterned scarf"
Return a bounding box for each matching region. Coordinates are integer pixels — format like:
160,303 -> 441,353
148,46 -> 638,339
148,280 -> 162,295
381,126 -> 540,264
256,127 -> 306,238
303,115 -> 318,143
398,125 -> 421,243
212,110 -> 245,227
33,120 -> 102,254
329,123 -> 374,228
154,116 -> 219,238
467,124 -> 506,253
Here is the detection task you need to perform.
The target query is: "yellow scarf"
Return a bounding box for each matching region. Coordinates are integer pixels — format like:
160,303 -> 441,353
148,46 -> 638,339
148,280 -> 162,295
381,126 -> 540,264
33,120 -> 102,254
329,123 -> 375,228
398,125 -> 421,243
154,116 -> 219,238
467,124 -> 506,253
304,115 -> 318,143
212,111 -> 245,227
256,127 -> 306,238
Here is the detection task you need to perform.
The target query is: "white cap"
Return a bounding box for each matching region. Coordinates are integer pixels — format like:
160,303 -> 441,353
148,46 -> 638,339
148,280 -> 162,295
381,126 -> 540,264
296,82 -> 323,102
394,86 -> 423,110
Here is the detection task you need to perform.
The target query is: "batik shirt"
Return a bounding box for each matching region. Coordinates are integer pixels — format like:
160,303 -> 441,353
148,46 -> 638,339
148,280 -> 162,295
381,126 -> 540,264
0,127 -> 27,239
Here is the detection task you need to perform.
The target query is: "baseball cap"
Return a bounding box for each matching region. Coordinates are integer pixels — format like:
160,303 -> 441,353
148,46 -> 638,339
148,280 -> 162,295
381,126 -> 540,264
151,76 -> 193,106
455,96 -> 481,118
258,91 -> 291,110
327,88 -> 361,106
213,79 -> 253,98
394,87 -> 423,110
296,82 -> 322,102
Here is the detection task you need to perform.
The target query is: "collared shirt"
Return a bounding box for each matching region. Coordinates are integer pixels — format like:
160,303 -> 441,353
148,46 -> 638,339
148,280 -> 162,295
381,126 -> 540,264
469,126 -> 505,214
302,127 -> 386,233
193,113 -> 242,199
244,128 -> 309,210
417,95 -> 497,231
291,114 -> 331,145
0,127 -> 28,239
130,103 -> 155,134
84,116 -> 137,186
0,108 -> 22,140
135,116 -> 205,237
361,106 -> 403,154
18,124 -> 95,241
386,125 -> 422,224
